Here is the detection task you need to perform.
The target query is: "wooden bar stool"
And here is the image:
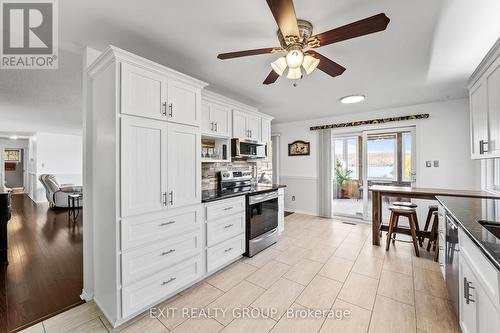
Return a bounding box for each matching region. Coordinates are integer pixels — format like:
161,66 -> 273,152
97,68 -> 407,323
426,211 -> 440,261
392,201 -> 423,246
423,205 -> 438,234
386,205 -> 420,257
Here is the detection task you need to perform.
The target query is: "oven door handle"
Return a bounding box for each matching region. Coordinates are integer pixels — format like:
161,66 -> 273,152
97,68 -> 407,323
251,228 -> 278,243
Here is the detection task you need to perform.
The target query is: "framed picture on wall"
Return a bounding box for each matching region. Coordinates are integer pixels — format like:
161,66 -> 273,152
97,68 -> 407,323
288,140 -> 310,156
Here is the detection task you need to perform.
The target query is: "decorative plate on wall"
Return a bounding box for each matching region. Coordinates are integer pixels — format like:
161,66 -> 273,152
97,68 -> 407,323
288,140 -> 310,156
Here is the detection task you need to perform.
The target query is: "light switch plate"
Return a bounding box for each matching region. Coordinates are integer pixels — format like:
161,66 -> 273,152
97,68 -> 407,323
433,160 -> 439,167
426,161 -> 431,167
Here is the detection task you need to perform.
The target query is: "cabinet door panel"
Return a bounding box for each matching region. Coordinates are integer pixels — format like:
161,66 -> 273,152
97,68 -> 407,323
460,258 -> 477,333
210,103 -> 232,137
470,82 -> 488,159
233,110 -> 247,138
261,118 -> 271,144
247,114 -> 261,141
167,123 -> 201,208
121,63 -> 167,121
487,59 -> 500,156
168,79 -> 200,126
201,102 -> 212,133
121,116 -> 167,217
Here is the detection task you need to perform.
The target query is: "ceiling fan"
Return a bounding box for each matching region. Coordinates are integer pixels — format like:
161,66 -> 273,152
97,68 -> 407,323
217,0 -> 390,84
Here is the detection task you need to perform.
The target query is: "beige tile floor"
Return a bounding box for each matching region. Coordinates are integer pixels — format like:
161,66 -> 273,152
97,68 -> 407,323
21,213 -> 461,333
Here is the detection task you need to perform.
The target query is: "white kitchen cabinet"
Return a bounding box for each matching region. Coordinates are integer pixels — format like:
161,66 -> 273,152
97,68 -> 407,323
233,109 -> 261,141
468,38 -> 500,159
261,118 -> 271,144
167,79 -> 201,127
88,46 -> 207,327
121,116 -> 167,217
167,123 -> 201,208
121,62 -> 168,121
459,229 -> 500,333
278,188 -> 285,234
247,114 -> 261,141
233,109 -> 248,139
487,57 -> 500,156
201,101 -> 232,137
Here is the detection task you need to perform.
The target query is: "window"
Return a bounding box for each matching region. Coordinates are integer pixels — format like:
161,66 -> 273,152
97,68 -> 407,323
3,149 -> 20,162
367,135 -> 396,180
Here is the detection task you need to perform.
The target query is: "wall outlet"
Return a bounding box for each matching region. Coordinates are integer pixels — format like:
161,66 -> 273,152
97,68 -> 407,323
291,195 -> 296,201
425,161 -> 431,168
433,160 -> 439,167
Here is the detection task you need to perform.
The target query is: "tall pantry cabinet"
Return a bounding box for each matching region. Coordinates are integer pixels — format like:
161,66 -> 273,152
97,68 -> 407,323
87,46 -> 207,326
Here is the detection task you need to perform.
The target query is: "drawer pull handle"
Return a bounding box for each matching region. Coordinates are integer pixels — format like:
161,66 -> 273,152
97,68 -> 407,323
161,249 -> 176,256
223,207 -> 233,211
224,247 -> 233,253
224,224 -> 234,229
160,221 -> 175,226
161,277 -> 176,286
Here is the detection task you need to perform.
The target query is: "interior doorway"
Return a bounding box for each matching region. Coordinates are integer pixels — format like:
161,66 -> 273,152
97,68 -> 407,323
3,148 -> 25,193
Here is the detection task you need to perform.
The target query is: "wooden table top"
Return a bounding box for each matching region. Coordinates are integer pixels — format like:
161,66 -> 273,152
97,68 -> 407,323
369,185 -> 500,199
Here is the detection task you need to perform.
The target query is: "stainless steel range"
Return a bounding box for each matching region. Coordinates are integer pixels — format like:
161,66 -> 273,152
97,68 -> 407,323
218,170 -> 279,257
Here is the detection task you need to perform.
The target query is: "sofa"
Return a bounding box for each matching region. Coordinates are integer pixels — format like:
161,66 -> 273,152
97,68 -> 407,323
39,174 -> 82,208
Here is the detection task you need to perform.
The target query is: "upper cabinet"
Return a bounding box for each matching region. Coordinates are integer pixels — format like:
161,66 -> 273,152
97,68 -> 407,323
121,63 -> 167,121
121,62 -> 201,127
261,118 -> 271,145
201,101 -> 232,138
233,109 -> 261,141
468,38 -> 500,159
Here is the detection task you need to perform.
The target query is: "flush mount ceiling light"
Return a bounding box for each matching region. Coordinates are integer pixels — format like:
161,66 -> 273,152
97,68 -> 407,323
9,136 -> 18,140
340,95 -> 366,104
217,0 -> 390,85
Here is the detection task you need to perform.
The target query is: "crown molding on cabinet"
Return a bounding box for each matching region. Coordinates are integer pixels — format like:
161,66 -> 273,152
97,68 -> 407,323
202,90 -> 274,120
468,37 -> 500,89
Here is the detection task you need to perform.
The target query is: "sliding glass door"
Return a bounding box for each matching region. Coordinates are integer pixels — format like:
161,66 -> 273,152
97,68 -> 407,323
362,127 -> 416,220
332,134 -> 363,218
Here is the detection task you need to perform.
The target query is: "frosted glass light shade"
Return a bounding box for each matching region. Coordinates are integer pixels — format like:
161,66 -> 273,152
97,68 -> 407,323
271,57 -> 287,76
285,49 -> 304,68
302,55 -> 320,74
287,67 -> 302,80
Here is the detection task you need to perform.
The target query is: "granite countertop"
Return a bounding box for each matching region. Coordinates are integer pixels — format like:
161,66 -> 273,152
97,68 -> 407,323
202,184 -> 286,203
436,195 -> 500,271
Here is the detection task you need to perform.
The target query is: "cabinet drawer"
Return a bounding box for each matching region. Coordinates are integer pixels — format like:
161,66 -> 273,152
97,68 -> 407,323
207,233 -> 245,272
122,231 -> 201,286
206,197 -> 245,221
207,212 -> 245,247
122,255 -> 202,318
459,229 -> 500,310
121,205 -> 202,250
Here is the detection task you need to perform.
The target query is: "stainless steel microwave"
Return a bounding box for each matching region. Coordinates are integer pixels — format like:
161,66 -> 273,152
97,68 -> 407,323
231,138 -> 266,159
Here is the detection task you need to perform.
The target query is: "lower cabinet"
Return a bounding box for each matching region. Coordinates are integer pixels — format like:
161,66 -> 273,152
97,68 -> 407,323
205,196 -> 246,272
459,229 -> 500,333
122,255 -> 203,318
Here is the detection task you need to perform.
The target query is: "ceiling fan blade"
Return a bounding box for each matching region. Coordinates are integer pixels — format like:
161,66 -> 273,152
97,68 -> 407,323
308,13 -> 390,48
263,70 -> 280,85
306,51 -> 346,77
266,0 -> 300,38
217,47 -> 280,60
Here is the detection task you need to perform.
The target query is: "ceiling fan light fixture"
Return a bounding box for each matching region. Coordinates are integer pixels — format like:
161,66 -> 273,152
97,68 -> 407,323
287,67 -> 302,80
340,95 -> 366,104
285,46 -> 304,69
302,55 -> 320,74
271,57 -> 287,76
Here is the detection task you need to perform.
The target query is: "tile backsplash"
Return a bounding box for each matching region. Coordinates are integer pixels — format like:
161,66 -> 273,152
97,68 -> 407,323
202,160 -> 273,190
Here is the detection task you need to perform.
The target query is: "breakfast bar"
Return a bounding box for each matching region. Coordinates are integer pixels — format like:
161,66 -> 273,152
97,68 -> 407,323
370,185 -> 500,245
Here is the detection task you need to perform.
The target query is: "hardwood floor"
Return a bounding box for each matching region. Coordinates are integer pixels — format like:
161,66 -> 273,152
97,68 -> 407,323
1,194 -> 83,333
19,213 -> 459,333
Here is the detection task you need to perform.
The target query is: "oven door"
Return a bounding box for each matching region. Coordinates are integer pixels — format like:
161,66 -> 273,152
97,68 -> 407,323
247,191 -> 278,239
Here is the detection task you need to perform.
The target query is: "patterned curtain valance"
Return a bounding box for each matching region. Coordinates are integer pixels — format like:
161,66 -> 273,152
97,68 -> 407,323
309,113 -> 429,131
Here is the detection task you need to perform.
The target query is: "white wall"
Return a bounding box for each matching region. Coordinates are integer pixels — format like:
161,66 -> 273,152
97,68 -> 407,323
272,98 -> 480,215
33,132 -> 83,202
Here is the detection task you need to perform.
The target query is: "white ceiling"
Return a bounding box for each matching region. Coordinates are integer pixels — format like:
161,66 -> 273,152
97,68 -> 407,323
1,0 -> 499,134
